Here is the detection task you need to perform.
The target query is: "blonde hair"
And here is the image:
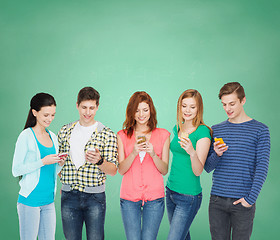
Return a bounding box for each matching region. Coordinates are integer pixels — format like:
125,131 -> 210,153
177,89 -> 212,135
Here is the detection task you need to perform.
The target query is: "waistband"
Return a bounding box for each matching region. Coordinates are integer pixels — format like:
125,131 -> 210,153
211,194 -> 241,200
61,184 -> 105,193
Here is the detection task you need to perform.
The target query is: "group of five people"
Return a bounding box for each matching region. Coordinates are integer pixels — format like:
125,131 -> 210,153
12,82 -> 270,240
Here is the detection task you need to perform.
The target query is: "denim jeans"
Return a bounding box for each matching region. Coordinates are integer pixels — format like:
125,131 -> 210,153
166,187 -> 202,240
17,202 -> 56,240
209,195 -> 256,240
61,190 -> 106,240
120,197 -> 165,240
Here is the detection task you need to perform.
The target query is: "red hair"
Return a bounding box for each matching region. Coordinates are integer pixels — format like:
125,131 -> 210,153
123,91 -> 157,138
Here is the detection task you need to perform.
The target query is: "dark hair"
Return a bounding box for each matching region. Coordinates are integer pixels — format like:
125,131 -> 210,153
123,91 -> 157,138
219,82 -> 245,101
24,93 -> 56,130
77,87 -> 100,106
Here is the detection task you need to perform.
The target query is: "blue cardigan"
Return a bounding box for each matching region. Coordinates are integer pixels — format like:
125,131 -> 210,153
12,128 -> 61,198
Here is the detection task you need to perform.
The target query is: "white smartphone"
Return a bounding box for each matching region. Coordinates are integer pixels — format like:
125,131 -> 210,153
88,147 -> 96,152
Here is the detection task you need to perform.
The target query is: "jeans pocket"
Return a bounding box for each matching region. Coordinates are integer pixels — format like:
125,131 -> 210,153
210,195 -> 219,203
239,202 -> 254,209
91,192 -> 106,204
120,198 -> 127,207
61,190 -> 70,201
197,192 -> 202,199
153,197 -> 164,202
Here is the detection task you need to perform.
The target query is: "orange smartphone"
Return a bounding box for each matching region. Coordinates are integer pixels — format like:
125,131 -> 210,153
214,137 -> 224,145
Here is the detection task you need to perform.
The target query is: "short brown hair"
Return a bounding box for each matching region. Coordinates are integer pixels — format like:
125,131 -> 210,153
123,91 -> 157,138
219,82 -> 245,101
77,87 -> 100,106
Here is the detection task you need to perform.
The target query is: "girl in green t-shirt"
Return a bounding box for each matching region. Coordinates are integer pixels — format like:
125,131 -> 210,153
166,89 -> 212,240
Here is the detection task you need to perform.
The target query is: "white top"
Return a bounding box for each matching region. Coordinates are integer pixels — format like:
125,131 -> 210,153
69,121 -> 98,169
139,151 -> 146,163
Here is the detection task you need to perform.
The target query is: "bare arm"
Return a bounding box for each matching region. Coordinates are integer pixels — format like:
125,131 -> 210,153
117,134 -> 140,175
146,137 -> 170,175
85,148 -> 117,176
98,159 -> 117,176
179,137 -> 211,176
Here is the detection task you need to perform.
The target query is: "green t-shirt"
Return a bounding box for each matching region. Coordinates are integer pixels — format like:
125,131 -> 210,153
166,125 -> 211,195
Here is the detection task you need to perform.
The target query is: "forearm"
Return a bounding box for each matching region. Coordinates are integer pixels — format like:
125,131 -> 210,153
151,154 -> 168,175
12,157 -> 43,177
190,151 -> 204,176
245,158 -> 269,205
12,133 -> 43,177
118,151 -> 138,175
98,160 -> 117,176
204,152 -> 220,173
245,127 -> 270,205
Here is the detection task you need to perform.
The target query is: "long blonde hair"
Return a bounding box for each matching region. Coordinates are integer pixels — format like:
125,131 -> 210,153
177,89 -> 212,135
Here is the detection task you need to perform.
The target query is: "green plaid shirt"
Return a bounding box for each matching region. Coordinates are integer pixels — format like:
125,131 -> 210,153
58,121 -> 118,192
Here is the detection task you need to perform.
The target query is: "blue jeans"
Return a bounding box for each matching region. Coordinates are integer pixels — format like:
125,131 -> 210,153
166,187 -> 202,240
61,190 -> 106,240
120,197 -> 165,240
209,195 -> 256,240
17,202 -> 56,240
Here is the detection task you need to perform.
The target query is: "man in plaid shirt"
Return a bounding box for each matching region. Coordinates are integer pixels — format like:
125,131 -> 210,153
58,87 -> 118,240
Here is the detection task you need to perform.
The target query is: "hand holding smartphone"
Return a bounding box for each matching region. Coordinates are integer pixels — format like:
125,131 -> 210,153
181,132 -> 189,140
137,136 -> 146,144
214,137 -> 224,145
58,152 -> 68,159
214,137 -> 228,157
88,147 -> 96,152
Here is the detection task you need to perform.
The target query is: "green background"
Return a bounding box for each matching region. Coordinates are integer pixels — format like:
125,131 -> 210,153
1,0 -> 279,239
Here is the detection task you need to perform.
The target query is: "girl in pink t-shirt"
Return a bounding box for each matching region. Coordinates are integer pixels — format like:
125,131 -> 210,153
117,91 -> 170,240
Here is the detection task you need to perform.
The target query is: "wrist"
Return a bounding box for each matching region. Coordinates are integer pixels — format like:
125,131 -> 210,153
189,150 -> 196,158
150,152 -> 156,158
216,152 -> 223,157
131,150 -> 138,158
96,156 -> 104,166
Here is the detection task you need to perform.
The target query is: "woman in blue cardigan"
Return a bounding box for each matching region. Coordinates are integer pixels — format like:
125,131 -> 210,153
12,93 -> 66,240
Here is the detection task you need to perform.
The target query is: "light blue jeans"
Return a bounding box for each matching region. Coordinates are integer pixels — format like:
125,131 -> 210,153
166,187 -> 202,240
17,202 -> 56,240
120,198 -> 165,240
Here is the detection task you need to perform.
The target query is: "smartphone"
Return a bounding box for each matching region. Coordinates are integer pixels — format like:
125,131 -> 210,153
58,152 -> 68,159
214,137 -> 224,145
88,147 -> 96,152
181,132 -> 189,140
137,136 -> 146,144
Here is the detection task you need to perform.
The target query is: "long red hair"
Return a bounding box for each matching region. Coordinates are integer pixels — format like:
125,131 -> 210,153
123,91 -> 157,138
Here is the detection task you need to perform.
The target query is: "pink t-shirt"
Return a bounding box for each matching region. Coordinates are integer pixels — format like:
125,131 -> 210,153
118,128 -> 170,203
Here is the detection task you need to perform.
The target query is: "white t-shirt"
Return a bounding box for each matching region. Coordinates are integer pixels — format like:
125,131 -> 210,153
69,121 -> 98,169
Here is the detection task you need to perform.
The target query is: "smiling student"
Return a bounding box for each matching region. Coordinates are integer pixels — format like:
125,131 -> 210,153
58,87 -> 118,240
204,82 -> 271,240
12,93 -> 65,240
117,91 -> 170,240
166,89 -> 211,240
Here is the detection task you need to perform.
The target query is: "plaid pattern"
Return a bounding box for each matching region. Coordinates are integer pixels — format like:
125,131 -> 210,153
58,121 -> 118,192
